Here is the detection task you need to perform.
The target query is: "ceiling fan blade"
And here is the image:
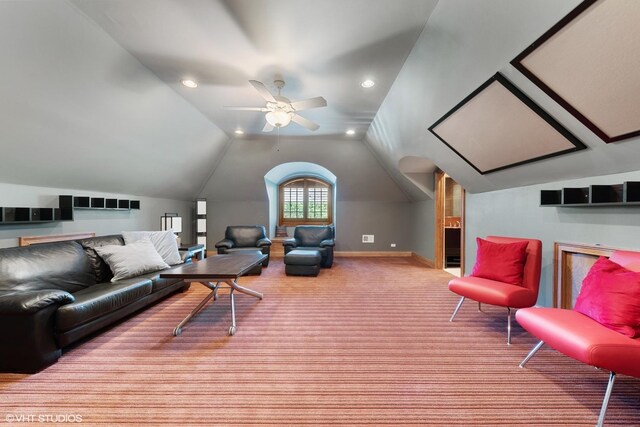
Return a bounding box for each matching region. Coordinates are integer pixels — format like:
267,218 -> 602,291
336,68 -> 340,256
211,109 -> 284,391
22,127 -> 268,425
291,114 -> 320,131
262,122 -> 274,132
223,106 -> 268,111
249,80 -> 277,103
290,96 -> 327,111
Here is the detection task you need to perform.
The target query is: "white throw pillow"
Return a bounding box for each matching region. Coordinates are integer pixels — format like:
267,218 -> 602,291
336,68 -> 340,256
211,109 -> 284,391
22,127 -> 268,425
123,230 -> 182,265
94,238 -> 170,282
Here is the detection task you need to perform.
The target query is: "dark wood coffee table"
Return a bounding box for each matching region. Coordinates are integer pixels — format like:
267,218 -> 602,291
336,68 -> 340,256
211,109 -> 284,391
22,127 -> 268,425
160,253 -> 266,336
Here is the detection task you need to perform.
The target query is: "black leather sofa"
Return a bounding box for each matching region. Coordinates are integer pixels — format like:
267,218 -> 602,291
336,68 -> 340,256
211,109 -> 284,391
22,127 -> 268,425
283,225 -> 335,268
215,225 -> 272,267
0,235 -> 188,373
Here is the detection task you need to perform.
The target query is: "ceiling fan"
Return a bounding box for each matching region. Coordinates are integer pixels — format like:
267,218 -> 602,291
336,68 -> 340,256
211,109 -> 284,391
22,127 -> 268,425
225,79 -> 327,132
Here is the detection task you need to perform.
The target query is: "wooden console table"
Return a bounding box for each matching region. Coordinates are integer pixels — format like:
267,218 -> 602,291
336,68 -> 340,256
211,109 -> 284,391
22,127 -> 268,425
178,243 -> 206,261
554,241 -> 617,309
19,232 -> 95,247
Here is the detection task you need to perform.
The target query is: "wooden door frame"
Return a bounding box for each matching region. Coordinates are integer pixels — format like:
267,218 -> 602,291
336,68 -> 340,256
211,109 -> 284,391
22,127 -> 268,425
434,171 -> 465,274
435,171 -> 445,270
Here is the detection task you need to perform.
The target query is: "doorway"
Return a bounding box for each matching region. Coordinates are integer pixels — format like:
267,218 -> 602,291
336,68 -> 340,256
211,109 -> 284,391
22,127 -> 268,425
435,171 -> 465,277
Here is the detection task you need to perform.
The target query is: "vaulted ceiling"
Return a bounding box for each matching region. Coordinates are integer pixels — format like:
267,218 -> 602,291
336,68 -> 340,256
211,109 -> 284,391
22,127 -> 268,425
70,0 -> 437,138
1,0 -> 639,202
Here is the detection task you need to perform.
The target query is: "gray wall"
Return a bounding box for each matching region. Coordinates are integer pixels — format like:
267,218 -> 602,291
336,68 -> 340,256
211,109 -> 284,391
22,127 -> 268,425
207,200 -> 414,252
408,199 -> 436,261
0,182 -> 192,248
207,201 -> 269,249
465,170 -> 640,307
335,201 -> 413,252
199,136 -> 416,251
0,1 -> 229,201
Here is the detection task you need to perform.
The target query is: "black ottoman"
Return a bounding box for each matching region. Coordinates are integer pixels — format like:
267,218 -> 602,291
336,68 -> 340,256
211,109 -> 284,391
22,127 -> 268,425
284,249 -> 322,276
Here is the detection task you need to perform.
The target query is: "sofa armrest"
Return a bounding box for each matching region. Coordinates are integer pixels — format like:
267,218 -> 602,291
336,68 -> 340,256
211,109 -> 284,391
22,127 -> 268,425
215,239 -> 235,249
256,237 -> 272,248
282,238 -> 298,248
320,239 -> 335,248
0,290 -> 74,316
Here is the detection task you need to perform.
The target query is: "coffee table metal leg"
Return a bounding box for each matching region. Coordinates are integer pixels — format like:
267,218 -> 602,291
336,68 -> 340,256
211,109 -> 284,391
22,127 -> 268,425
173,289 -> 216,336
174,278 -> 262,337
228,280 -> 263,300
224,279 -> 261,335
229,289 -> 237,336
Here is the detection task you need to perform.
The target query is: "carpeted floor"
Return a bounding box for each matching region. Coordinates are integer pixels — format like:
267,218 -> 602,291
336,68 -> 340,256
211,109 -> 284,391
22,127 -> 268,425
1,257 -> 639,425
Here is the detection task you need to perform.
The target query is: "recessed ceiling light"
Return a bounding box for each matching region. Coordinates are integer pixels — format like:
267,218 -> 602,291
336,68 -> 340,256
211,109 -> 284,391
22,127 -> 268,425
234,129 -> 244,135
346,129 -> 356,135
361,79 -> 375,88
181,79 -> 198,88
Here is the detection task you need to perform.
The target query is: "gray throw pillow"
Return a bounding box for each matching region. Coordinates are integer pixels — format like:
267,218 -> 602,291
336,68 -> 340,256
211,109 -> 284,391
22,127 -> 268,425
94,238 -> 170,282
122,231 -> 182,265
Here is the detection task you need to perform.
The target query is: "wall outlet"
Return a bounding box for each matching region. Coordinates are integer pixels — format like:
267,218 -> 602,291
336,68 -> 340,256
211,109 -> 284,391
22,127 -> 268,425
390,243 -> 396,248
362,234 -> 374,243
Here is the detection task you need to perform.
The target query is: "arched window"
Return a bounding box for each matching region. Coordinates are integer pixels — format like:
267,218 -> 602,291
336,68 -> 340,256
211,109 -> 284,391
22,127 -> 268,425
279,177 -> 333,226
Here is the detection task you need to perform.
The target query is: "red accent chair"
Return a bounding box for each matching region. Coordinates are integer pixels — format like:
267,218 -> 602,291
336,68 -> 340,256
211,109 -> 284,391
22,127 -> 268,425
448,236 -> 542,344
516,250 -> 640,427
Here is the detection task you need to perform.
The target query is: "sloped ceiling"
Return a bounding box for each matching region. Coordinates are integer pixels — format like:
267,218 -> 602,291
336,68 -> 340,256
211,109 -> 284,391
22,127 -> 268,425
367,0 -> 640,197
70,0 -> 437,138
3,0 -> 640,202
0,1 -> 229,200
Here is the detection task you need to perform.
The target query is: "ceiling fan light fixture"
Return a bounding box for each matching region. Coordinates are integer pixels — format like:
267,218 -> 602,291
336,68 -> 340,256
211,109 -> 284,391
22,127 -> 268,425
265,110 -> 292,128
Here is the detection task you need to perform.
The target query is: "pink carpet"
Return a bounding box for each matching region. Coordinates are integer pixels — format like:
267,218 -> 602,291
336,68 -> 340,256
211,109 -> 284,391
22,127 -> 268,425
1,257 -> 638,425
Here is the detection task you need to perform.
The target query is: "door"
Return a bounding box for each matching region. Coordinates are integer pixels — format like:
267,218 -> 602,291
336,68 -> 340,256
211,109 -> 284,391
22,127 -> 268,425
435,171 -> 465,276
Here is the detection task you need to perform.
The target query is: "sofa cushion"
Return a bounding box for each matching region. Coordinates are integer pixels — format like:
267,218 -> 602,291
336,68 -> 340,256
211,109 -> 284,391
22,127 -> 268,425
77,235 -> 125,283
0,241 -> 95,293
133,270 -> 183,292
55,278 -> 152,332
94,239 -> 170,282
574,257 -> 640,338
448,275 -> 537,308
122,231 -> 182,266
471,238 -> 528,285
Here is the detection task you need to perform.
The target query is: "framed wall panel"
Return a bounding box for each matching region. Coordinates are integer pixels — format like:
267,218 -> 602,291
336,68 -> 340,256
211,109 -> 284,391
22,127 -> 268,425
553,241 -> 616,309
429,73 -> 586,174
511,0 -> 640,143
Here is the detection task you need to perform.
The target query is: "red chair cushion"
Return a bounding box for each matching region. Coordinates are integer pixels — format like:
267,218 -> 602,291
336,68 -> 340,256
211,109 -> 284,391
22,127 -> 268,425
516,307 -> 640,378
574,257 -> 640,338
471,238 -> 528,285
449,276 -> 537,308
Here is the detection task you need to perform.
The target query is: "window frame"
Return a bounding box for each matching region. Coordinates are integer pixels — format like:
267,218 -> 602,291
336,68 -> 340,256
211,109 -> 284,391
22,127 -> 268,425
278,177 -> 333,226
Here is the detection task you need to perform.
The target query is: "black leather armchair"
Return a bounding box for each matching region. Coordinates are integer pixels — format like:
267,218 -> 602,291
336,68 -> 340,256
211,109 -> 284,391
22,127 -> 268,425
283,225 -> 335,268
215,225 -> 272,267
